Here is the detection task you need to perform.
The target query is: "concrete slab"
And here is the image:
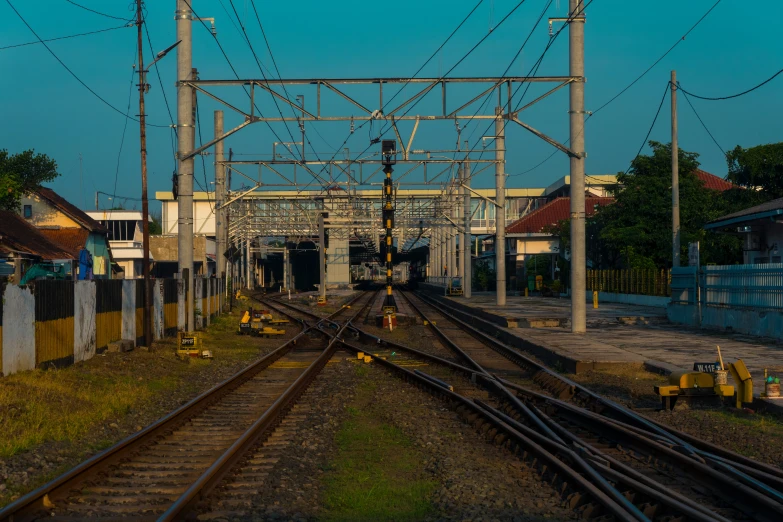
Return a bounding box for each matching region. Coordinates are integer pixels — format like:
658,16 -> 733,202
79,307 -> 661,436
431,292 -> 783,394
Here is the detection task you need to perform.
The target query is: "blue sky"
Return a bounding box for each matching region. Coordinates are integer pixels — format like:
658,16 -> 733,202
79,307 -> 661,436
1,0 -> 781,212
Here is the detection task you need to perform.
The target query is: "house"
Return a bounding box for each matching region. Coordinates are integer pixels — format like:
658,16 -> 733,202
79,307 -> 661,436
0,211 -> 74,283
20,187 -> 114,279
149,234 -> 216,278
705,197 -> 783,265
86,210 -> 153,279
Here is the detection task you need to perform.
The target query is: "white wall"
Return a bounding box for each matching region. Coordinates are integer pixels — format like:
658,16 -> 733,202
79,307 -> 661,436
74,281 -> 97,363
2,285 -> 36,375
121,280 -> 136,341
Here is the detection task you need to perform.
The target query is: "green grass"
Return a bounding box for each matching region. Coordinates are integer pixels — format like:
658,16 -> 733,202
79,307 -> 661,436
321,368 -> 436,521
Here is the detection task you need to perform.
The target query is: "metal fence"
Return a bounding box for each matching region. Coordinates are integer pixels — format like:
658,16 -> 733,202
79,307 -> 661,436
702,263 -> 783,310
586,269 -> 671,297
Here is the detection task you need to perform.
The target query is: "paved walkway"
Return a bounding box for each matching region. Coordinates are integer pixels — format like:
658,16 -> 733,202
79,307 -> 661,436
445,293 -> 783,394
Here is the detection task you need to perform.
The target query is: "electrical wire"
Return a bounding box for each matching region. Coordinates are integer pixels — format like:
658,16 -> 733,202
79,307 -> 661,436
591,0 -> 724,116
64,0 -> 134,21
111,49 -> 138,209
0,24 -> 131,51
511,0 -> 727,177
307,0 -> 529,197
622,81 -> 670,176
227,0 -> 303,159
143,17 -> 178,175
679,87 -> 727,157
677,68 -> 783,100
6,0 -> 168,127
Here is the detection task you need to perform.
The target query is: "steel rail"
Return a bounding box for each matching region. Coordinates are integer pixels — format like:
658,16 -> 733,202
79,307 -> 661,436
159,317 -> 359,520
0,330 -> 313,521
334,336 -> 640,522
412,289 -> 783,517
346,322 -> 730,522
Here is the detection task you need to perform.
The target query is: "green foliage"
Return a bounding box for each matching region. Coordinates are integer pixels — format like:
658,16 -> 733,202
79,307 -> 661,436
149,212 -> 162,235
596,141 -> 742,267
0,149 -> 60,211
727,143 -> 783,199
474,260 -> 495,291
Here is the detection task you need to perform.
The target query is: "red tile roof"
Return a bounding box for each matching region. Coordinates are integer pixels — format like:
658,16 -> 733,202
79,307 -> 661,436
506,197 -> 614,234
38,228 -> 90,258
0,211 -> 75,260
695,169 -> 734,191
34,187 -> 107,232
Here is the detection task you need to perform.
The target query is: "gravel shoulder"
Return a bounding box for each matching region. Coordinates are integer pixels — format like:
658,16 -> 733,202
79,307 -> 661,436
0,305 -> 300,507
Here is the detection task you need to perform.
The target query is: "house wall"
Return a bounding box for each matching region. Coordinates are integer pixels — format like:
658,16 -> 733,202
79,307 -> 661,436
20,194 -> 79,228
745,223 -> 783,264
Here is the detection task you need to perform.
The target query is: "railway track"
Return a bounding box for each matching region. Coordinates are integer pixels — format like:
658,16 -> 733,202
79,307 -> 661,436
0,291 -> 376,522
335,287 -> 783,522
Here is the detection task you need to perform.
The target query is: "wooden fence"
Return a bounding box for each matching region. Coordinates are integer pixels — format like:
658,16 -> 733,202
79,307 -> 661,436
586,269 -> 671,297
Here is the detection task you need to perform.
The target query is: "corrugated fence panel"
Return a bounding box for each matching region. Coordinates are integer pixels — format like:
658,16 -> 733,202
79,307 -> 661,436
670,267 -> 697,305
33,280 -> 75,368
96,280 -> 123,352
0,282 -> 4,375
163,279 -> 178,336
703,263 -> 783,310
135,280 -> 145,346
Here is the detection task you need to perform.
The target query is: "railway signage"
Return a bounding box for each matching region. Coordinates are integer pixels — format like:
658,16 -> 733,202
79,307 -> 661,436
693,362 -> 719,373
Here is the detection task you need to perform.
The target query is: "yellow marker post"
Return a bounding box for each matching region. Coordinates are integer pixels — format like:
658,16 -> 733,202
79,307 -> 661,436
593,290 -> 599,309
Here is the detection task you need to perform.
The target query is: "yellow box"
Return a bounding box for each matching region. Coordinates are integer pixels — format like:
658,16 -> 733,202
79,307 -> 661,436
363,355 -> 372,363
357,352 -> 364,360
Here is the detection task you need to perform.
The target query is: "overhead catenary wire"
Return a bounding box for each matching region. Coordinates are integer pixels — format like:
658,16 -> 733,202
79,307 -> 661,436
679,87 -> 727,158
5,0 -> 169,127
64,0 -> 134,21
677,68 -> 783,101
622,81 -> 670,176
307,0 -> 528,197
0,24 -> 131,51
111,49 -> 139,209
511,0 -> 726,177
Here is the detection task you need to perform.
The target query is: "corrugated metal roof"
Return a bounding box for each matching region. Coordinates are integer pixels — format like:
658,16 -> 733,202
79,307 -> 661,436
38,228 -> 90,258
506,197 -> 614,234
0,211 -> 75,260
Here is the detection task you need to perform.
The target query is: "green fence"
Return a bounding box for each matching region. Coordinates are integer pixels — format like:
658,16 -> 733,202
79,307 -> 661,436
586,269 -> 671,297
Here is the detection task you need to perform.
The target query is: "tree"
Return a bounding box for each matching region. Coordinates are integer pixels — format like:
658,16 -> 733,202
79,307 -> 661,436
727,142 -> 783,200
0,149 -> 60,211
149,211 -> 162,235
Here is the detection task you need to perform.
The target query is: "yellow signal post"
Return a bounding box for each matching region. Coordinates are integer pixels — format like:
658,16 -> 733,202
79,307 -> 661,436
381,140 -> 397,321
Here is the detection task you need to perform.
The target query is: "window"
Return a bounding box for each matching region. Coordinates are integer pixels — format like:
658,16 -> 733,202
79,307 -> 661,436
23,205 -> 32,219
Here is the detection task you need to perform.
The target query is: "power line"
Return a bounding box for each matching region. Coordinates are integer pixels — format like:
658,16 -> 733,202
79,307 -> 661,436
0,24 -> 131,51
622,81 -> 670,176
64,0 -> 134,21
143,17 -> 178,175
112,51 -> 138,206
227,0 -> 302,159
6,0 -> 168,127
678,68 -> 783,100
591,0 -> 724,116
680,87 -> 727,157
512,0 -> 726,177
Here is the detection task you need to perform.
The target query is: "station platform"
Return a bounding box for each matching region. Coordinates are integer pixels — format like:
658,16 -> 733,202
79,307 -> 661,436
420,290 -> 783,398
370,290 -> 415,327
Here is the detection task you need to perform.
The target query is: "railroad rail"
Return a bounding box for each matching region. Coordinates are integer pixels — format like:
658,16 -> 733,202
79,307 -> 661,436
0,291 -> 375,522
332,287 -> 783,521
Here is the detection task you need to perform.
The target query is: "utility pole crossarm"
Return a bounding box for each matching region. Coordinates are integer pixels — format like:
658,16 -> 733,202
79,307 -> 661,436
508,116 -> 580,158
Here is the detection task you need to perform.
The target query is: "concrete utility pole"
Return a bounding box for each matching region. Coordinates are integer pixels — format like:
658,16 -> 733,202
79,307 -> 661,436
246,238 -> 252,289
463,160 -> 472,298
458,165 -> 465,284
569,0 -> 587,333
176,0 -> 194,331
136,0 -> 152,347
671,70 -> 681,268
495,106 -> 506,306
214,111 -> 226,285
318,213 -> 326,301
